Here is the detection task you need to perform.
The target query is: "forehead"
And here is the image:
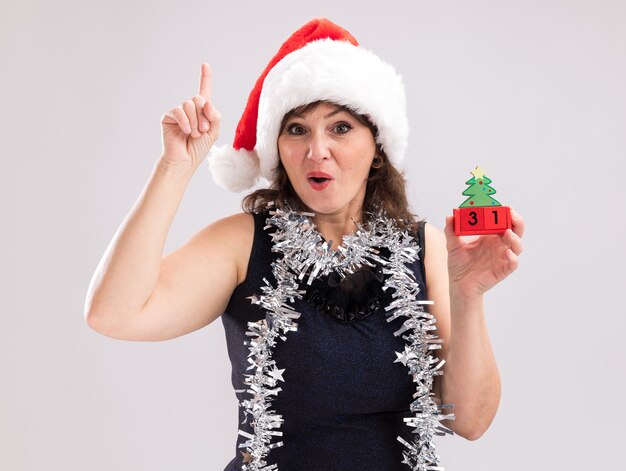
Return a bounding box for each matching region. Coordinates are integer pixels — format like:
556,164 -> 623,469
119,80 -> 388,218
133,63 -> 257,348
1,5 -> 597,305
285,101 -> 353,120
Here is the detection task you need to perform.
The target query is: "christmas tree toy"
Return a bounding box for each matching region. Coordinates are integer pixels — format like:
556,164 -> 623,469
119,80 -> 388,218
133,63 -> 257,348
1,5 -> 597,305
453,166 -> 512,236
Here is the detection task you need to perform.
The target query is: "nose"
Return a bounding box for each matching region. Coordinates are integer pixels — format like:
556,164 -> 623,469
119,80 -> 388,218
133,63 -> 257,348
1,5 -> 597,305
306,131 -> 330,162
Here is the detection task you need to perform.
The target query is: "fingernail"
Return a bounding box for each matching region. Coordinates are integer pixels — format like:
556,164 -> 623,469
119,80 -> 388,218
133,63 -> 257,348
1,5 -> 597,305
200,122 -> 208,131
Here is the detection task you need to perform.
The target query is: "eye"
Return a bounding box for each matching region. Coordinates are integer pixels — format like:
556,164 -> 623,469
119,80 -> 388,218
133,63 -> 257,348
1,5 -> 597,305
333,122 -> 353,134
286,123 -> 306,135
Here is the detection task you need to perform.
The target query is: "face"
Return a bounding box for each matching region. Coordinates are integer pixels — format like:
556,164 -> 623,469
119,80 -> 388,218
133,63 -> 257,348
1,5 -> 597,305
277,102 -> 377,218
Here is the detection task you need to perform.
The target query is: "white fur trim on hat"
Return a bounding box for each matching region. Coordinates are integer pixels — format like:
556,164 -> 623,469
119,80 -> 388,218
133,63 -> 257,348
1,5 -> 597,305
207,145 -> 260,192
256,38 -> 408,182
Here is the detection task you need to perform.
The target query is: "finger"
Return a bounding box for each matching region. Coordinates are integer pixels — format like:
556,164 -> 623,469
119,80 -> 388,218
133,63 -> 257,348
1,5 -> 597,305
192,95 -> 209,132
510,207 -> 525,238
504,248 -> 520,274
502,229 -> 523,256
171,106 -> 191,135
161,110 -> 177,125
182,100 -> 201,138
198,63 -> 212,101
204,100 -> 221,121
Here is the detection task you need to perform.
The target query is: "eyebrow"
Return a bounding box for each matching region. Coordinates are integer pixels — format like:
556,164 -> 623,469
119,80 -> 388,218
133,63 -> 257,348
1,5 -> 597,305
323,108 -> 344,119
289,108 -> 346,120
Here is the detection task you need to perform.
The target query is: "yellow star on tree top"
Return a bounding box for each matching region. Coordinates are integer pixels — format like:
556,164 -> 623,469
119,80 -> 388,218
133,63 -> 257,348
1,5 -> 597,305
470,165 -> 487,180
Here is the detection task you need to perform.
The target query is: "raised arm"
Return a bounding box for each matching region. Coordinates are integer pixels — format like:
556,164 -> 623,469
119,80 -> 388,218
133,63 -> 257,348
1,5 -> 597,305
84,64 -> 250,341
425,210 -> 525,440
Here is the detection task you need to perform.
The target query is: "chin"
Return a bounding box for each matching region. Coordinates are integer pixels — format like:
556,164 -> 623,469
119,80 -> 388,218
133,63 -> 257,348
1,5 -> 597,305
301,197 -> 354,218
298,198 -> 329,214
296,195 -> 334,214
295,187 -> 364,218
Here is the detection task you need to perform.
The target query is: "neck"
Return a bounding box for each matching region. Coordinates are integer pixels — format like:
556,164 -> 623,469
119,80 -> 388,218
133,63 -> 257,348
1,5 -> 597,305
312,207 -> 364,251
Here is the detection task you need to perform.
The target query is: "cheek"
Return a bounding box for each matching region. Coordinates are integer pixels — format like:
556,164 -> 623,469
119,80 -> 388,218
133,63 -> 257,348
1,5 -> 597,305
278,142 -> 302,168
278,158 -> 302,191
354,151 -> 375,176
280,155 -> 297,173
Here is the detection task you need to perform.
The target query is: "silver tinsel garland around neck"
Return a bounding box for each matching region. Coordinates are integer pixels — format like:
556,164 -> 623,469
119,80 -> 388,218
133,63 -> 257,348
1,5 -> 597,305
237,205 -> 455,471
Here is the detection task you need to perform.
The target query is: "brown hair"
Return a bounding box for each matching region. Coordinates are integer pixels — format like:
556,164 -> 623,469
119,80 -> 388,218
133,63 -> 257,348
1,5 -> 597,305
241,101 -> 419,231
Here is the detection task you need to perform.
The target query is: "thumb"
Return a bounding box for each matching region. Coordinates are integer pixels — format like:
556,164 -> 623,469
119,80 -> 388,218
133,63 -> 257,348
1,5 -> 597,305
443,214 -> 462,251
203,101 -> 221,138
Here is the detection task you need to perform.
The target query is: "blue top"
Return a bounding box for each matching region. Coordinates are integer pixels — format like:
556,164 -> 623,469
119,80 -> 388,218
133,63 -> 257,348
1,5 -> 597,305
221,211 -> 428,470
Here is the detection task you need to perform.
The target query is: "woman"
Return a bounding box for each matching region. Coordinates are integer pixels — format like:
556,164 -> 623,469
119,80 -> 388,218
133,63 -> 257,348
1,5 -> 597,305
85,18 -> 524,471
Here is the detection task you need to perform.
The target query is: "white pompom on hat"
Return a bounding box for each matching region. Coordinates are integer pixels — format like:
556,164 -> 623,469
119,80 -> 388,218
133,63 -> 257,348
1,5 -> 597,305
207,18 -> 408,192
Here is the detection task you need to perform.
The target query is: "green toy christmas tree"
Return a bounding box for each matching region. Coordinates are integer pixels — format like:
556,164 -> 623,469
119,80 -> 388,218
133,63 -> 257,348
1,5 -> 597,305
459,166 -> 501,208
453,165 -> 512,236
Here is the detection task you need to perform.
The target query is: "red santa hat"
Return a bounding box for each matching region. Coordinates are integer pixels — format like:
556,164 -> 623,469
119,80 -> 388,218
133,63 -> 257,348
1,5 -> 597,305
207,18 -> 408,192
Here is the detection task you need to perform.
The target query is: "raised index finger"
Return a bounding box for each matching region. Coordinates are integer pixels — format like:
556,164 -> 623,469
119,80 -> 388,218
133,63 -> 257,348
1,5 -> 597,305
198,63 -> 212,100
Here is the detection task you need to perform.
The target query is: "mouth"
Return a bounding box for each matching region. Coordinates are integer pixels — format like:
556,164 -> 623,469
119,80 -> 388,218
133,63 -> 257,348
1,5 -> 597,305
306,172 -> 333,191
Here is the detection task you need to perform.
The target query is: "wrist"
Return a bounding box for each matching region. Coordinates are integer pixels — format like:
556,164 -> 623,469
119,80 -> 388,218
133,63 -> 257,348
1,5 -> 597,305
156,155 -> 196,179
449,282 -> 484,309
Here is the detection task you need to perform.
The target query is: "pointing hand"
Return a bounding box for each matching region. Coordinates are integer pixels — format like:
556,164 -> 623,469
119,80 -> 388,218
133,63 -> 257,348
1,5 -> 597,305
160,63 -> 222,171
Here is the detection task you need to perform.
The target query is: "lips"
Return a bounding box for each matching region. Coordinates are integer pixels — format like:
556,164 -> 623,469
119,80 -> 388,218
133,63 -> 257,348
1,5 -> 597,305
306,171 -> 333,191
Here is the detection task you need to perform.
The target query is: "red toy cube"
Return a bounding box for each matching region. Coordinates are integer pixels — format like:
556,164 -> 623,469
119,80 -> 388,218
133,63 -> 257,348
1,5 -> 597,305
453,206 -> 512,236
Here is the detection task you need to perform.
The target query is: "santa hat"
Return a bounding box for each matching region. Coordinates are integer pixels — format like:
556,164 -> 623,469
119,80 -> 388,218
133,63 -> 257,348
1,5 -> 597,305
207,18 -> 408,192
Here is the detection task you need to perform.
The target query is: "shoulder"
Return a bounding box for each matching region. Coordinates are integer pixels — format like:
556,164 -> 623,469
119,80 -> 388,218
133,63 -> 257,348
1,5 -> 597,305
196,212 -> 256,285
409,220 -> 446,262
424,222 -> 446,251
200,211 -> 255,240
215,211 -> 255,231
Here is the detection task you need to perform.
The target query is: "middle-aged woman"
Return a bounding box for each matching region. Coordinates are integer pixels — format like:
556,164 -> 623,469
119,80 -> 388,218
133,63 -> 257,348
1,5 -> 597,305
85,18 -> 525,471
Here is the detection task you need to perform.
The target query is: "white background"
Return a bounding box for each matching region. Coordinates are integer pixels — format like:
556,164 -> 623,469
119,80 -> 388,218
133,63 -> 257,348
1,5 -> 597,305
1,0 -> 624,469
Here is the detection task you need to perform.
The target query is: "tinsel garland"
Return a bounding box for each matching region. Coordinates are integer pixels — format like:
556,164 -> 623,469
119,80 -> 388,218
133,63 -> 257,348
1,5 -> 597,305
237,206 -> 455,470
